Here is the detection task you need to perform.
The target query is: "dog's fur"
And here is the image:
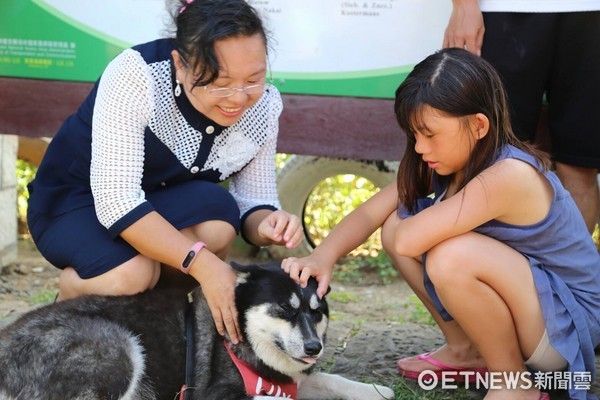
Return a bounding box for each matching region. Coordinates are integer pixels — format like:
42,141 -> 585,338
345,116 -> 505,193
0,261 -> 393,400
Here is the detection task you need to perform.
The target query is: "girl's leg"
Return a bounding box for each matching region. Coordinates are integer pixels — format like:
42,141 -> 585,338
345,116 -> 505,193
381,213 -> 485,369
426,232 -> 546,399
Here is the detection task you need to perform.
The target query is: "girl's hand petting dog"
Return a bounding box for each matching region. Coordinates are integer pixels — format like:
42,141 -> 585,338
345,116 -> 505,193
282,254 -> 334,299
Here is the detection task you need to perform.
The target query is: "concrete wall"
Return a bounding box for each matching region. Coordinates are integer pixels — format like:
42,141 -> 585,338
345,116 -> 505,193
0,134 -> 18,267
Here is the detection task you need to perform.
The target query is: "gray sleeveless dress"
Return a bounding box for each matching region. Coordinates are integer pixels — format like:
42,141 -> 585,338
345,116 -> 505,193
405,145 -> 600,400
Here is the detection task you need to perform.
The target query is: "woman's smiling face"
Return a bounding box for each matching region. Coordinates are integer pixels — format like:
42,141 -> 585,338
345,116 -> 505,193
173,33 -> 267,126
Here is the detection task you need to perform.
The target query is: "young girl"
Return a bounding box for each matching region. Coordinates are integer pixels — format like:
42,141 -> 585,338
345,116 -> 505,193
27,0 -> 303,345
282,48 -> 600,400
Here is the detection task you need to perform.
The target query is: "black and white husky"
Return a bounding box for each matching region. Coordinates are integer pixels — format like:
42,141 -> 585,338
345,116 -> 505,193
0,261 -> 393,400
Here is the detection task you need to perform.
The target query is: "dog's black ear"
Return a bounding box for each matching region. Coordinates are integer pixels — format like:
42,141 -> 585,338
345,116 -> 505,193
230,261 -> 250,273
306,277 -> 332,298
229,261 -> 283,275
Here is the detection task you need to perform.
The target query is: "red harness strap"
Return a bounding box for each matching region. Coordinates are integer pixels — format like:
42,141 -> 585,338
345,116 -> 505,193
224,340 -> 298,399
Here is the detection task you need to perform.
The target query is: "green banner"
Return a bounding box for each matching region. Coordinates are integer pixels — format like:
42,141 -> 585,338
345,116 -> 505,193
0,0 -> 450,99
0,0 -> 126,82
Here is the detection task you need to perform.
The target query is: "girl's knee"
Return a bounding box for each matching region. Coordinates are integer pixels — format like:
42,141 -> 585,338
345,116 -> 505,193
381,215 -> 424,280
426,235 -> 474,285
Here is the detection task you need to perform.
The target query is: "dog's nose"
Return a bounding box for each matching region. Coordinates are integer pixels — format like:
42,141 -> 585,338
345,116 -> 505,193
304,341 -> 322,356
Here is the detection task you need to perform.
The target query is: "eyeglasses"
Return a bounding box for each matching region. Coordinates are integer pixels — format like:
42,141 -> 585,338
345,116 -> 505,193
203,83 -> 269,98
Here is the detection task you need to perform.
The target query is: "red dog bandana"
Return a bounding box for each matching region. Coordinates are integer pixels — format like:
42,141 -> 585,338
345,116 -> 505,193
224,340 -> 298,398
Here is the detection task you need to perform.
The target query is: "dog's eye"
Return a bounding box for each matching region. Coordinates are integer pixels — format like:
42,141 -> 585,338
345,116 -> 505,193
278,303 -> 297,314
311,304 -> 323,314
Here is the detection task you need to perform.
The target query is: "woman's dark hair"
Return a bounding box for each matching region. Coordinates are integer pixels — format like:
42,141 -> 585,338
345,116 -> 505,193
394,47 -> 550,212
171,0 -> 269,87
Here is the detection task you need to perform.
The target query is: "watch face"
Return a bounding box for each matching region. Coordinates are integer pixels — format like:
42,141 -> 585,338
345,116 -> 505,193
182,250 -> 196,270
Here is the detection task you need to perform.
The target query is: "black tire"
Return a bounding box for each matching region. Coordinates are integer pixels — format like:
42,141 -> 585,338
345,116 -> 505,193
269,155 -> 399,259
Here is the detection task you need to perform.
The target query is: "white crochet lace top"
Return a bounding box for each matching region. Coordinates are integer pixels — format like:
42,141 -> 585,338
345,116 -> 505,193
90,46 -> 282,230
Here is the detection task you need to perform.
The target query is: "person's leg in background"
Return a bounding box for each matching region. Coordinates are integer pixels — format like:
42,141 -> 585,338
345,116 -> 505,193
482,12 -> 600,234
554,164 -> 599,233
549,12 -> 600,234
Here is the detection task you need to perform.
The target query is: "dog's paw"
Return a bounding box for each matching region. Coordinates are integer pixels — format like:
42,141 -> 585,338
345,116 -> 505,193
345,383 -> 394,400
371,384 -> 395,399
298,372 -> 395,400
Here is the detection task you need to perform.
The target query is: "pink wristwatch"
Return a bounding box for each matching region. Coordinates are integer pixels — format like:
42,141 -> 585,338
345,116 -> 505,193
180,241 -> 206,274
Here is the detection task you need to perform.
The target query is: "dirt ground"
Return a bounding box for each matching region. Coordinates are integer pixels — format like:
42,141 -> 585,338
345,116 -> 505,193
1,239 -> 598,399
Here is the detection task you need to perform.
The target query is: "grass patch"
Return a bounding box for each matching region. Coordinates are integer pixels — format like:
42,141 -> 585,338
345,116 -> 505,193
392,294 -> 436,326
334,252 -> 398,285
406,295 -> 436,326
328,290 -> 360,304
29,290 -> 58,305
388,377 -> 478,399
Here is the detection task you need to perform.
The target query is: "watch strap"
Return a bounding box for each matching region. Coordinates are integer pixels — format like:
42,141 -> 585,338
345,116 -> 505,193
180,241 -> 206,274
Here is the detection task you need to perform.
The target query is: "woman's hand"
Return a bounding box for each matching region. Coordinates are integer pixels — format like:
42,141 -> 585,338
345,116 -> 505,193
119,212 -> 243,342
281,254 -> 333,299
257,210 -> 304,249
190,258 -> 242,344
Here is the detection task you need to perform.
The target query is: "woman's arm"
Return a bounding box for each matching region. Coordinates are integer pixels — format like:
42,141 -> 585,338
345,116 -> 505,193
91,49 -> 153,231
228,87 -> 283,218
120,211 -> 242,343
230,88 -> 306,249
243,209 -> 303,249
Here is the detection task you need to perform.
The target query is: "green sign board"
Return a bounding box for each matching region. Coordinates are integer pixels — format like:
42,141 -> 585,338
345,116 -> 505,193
0,1 -> 126,82
0,0 -> 450,99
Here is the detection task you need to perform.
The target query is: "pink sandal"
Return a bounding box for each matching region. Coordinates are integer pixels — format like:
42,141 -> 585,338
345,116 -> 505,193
397,351 -> 488,383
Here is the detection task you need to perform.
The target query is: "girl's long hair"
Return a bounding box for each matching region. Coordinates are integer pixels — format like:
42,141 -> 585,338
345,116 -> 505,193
394,48 -> 550,212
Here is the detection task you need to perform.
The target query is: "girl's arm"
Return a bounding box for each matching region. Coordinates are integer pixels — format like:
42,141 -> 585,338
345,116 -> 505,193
394,158 -> 552,257
283,182 -> 399,297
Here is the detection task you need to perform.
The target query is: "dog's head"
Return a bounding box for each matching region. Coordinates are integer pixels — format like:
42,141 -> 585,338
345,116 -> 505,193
231,261 -> 329,375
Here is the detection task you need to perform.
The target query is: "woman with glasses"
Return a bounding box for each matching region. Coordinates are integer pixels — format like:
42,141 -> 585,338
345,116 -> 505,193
26,0 -> 302,343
